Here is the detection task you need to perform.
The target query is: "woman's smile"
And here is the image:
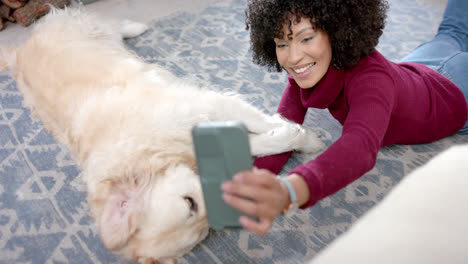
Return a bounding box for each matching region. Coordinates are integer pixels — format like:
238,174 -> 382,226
291,62 -> 317,76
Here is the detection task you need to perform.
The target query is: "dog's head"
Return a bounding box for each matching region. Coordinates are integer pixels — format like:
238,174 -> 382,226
86,148 -> 209,262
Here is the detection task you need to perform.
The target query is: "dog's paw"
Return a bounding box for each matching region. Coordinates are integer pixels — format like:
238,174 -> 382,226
120,20 -> 149,39
272,123 -> 325,154
271,115 -> 326,155
296,127 -> 325,154
250,117 -> 325,157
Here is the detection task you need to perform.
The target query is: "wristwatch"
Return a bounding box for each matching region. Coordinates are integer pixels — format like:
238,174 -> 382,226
277,176 -> 299,216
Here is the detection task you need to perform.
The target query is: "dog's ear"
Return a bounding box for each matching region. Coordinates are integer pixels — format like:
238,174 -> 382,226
98,177 -> 146,250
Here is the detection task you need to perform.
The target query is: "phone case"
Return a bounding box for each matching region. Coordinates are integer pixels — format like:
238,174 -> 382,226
192,121 -> 253,229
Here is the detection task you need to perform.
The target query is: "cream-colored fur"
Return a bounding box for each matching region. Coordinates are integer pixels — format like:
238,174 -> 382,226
0,8 -> 324,264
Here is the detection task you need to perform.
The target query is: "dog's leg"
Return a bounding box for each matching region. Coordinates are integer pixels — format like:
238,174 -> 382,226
209,94 -> 284,133
249,114 -> 325,157
209,95 -> 324,156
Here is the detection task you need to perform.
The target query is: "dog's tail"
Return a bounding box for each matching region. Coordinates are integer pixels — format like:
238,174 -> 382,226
0,46 -> 17,72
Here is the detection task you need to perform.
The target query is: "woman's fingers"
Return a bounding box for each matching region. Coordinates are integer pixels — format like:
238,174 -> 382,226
223,169 -> 280,198
235,168 -> 277,187
221,174 -> 276,205
221,168 -> 287,223
222,189 -> 276,219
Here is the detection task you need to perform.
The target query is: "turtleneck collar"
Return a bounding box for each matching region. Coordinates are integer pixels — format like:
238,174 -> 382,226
288,64 -> 345,109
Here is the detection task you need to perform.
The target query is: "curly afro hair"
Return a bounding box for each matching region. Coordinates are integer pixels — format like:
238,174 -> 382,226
245,0 -> 389,71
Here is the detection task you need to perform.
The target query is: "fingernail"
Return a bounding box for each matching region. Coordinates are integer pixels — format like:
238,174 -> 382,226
234,173 -> 243,181
239,216 -> 249,226
222,193 -> 231,202
221,181 -> 231,191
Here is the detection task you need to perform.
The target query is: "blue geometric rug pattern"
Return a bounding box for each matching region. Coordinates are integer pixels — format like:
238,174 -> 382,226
1,0 -> 466,263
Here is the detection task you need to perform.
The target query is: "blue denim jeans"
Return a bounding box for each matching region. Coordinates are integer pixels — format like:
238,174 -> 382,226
400,0 -> 468,134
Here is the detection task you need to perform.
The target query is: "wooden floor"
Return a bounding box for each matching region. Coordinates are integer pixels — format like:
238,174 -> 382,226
0,0 -> 215,46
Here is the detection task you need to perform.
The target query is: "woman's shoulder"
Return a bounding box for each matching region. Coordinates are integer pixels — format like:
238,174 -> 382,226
348,50 -> 390,72
344,50 -> 395,85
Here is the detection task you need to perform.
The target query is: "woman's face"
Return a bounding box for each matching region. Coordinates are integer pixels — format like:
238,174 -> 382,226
274,17 -> 332,89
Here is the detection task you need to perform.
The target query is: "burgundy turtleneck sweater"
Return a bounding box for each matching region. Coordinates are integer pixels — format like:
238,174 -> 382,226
254,50 -> 467,208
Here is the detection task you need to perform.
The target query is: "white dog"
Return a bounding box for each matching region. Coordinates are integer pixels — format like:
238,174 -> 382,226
0,8 -> 324,264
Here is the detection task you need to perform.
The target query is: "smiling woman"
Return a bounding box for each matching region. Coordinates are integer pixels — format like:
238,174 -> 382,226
219,0 -> 468,236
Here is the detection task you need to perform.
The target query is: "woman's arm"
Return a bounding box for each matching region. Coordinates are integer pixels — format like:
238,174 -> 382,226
293,72 -> 396,208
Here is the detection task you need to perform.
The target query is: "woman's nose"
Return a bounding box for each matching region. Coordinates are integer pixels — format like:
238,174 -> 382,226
287,43 -> 302,65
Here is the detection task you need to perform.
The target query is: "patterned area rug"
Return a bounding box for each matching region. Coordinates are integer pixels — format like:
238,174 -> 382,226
0,0 -> 466,263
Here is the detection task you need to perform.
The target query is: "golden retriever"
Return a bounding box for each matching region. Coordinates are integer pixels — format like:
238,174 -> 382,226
0,8 -> 324,264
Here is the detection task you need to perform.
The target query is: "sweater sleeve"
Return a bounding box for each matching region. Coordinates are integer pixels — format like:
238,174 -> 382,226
292,72 -> 396,208
254,79 -> 308,174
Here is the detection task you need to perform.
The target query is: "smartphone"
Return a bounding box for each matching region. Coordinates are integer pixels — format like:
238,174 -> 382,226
192,121 -> 253,229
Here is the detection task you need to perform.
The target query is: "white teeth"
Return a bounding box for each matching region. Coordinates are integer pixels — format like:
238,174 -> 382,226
294,63 -> 315,74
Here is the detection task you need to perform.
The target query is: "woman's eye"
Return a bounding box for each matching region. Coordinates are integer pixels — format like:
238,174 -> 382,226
276,43 -> 287,48
302,37 -> 314,43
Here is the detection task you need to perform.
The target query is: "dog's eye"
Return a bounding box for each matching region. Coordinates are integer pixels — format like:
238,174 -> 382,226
183,196 -> 198,213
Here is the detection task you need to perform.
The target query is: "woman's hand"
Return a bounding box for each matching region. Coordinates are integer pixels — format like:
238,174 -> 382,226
221,168 -> 290,235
